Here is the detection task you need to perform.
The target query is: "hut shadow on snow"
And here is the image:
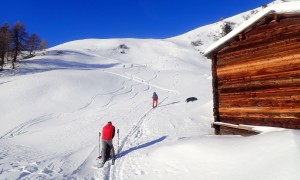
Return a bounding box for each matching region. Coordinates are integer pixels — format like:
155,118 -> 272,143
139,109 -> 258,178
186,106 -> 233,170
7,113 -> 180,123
116,136 -> 167,159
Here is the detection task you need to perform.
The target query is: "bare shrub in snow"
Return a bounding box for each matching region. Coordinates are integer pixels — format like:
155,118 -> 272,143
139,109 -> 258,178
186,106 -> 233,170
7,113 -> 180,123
250,9 -> 258,15
213,34 -> 220,41
119,44 -> 129,50
221,22 -> 235,37
243,10 -> 258,21
213,21 -> 235,41
119,44 -> 129,54
243,14 -> 251,20
191,39 -> 203,46
40,40 -> 48,51
25,33 -> 41,57
56,51 -> 64,55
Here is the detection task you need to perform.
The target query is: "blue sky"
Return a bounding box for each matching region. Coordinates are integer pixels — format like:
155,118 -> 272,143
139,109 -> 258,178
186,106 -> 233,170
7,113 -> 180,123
0,0 -> 272,48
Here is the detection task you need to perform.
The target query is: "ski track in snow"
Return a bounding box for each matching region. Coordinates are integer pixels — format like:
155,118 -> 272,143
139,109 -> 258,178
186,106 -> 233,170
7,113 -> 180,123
109,54 -> 180,179
0,143 -> 68,179
104,69 -> 179,94
31,63 -> 170,179
0,69 -> 146,179
76,85 -> 126,112
75,65 -> 161,113
0,114 -> 55,140
109,97 -> 169,180
93,63 -> 171,179
93,53 -> 177,179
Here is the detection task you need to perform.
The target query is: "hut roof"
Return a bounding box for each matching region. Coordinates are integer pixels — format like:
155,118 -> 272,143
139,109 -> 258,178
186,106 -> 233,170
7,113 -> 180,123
204,1 -> 300,57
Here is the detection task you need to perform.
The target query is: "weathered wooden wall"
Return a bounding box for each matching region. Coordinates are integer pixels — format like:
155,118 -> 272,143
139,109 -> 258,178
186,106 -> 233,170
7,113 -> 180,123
219,126 -> 260,136
216,16 -> 300,129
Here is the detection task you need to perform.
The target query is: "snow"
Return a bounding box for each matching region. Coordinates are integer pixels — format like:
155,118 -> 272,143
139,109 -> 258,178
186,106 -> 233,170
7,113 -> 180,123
204,1 -> 300,56
1,1 -> 300,180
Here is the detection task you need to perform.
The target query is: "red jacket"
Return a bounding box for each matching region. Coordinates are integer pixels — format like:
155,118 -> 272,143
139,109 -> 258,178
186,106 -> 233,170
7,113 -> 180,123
102,122 -> 115,140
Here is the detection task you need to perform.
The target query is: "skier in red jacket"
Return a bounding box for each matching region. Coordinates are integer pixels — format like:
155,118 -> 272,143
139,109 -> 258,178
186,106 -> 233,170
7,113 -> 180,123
101,121 -> 116,166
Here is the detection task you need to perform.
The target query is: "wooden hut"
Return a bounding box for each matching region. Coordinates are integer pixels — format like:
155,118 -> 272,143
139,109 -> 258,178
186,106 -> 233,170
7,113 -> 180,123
204,2 -> 300,135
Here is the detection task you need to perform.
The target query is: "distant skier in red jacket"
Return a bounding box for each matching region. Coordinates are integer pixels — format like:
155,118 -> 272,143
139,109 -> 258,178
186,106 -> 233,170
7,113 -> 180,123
152,92 -> 158,108
101,121 -> 116,166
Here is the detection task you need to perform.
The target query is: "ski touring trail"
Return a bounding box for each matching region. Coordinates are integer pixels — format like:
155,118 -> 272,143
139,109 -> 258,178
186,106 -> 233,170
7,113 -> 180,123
99,97 -> 169,180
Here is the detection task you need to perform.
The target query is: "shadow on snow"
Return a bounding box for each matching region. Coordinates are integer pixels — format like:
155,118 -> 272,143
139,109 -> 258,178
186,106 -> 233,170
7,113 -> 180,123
158,101 -> 180,107
13,59 -> 119,76
116,136 -> 167,159
2,49 -> 120,77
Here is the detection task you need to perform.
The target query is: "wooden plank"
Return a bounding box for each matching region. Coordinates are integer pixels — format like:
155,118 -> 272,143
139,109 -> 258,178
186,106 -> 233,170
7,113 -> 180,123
219,18 -> 300,54
221,117 -> 300,129
219,107 -> 300,113
219,77 -> 300,89
219,35 -> 300,62
219,78 -> 300,93
217,58 -> 300,81
220,99 -> 300,108
220,126 -> 260,136
211,53 -> 221,134
217,38 -> 300,67
219,87 -> 300,99
221,116 -> 300,124
219,85 -> 300,95
218,63 -> 300,83
224,94 -> 300,101
217,51 -> 300,75
219,69 -> 300,86
218,42 -> 300,67
220,95 -> 300,103
213,122 -> 261,136
245,18 -> 300,39
218,27 -> 300,57
220,112 -> 300,119
217,52 -> 300,74
245,22 -> 300,41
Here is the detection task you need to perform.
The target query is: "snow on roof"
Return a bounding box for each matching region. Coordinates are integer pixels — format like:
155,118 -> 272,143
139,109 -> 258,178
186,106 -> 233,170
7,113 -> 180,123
204,1 -> 300,57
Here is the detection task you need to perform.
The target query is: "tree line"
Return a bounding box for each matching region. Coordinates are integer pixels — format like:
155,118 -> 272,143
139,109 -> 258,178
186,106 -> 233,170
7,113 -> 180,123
0,21 -> 48,71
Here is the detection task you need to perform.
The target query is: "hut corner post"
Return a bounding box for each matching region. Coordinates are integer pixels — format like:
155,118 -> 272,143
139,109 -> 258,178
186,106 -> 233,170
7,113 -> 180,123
211,52 -> 221,135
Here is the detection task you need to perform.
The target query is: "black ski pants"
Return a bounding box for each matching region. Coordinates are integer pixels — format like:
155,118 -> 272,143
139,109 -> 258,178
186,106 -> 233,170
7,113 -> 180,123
101,140 -> 115,163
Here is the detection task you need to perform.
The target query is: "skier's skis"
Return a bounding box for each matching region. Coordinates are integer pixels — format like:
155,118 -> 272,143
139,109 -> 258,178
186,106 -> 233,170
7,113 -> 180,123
97,147 -> 113,168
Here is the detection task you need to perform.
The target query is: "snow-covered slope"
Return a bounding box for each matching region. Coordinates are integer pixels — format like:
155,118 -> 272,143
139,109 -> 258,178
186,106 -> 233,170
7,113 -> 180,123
0,37 -> 213,179
0,1 -> 299,179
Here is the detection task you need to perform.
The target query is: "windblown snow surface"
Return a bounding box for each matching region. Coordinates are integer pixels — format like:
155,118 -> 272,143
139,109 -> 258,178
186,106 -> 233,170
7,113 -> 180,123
1,2 -> 300,180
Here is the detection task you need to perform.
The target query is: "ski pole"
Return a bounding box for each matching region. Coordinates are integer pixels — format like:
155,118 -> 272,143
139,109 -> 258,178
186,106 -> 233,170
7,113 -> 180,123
117,129 -> 119,153
99,132 -> 101,157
